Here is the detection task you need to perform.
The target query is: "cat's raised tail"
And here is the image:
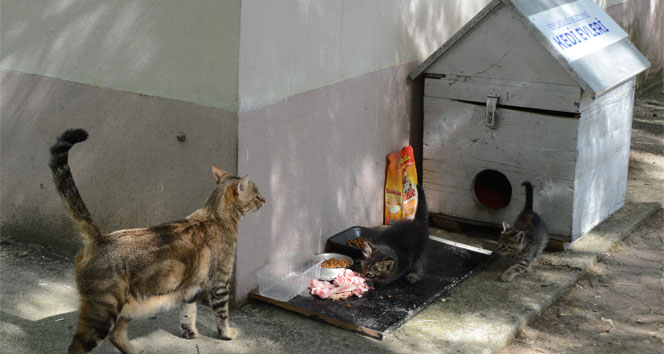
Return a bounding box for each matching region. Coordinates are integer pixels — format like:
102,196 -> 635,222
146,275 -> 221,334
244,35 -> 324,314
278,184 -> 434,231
415,184 -> 429,225
49,129 -> 102,247
522,181 -> 533,212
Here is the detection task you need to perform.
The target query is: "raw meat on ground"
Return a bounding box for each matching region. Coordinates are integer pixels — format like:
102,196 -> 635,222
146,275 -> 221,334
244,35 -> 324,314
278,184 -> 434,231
309,269 -> 370,300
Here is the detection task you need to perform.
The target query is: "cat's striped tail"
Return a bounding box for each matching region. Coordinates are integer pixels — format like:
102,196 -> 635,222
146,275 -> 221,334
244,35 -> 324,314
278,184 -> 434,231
49,129 -> 102,246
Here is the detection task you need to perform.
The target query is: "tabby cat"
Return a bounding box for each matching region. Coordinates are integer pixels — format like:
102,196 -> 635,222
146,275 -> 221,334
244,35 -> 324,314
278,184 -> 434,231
49,129 -> 264,354
361,184 -> 429,287
497,181 -> 548,282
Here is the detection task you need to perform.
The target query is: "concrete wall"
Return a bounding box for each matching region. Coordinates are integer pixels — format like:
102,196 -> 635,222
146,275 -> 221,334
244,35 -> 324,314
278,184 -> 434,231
1,0 -> 240,252
0,70 -> 238,253
238,0 -> 490,112
1,0 -> 241,111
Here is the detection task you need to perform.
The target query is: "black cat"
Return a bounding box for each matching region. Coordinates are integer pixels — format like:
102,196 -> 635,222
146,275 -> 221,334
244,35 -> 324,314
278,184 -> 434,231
361,184 -> 429,286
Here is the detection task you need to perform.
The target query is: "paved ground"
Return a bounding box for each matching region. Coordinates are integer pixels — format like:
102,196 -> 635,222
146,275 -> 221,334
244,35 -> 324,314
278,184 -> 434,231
0,91 -> 661,354
499,210 -> 663,354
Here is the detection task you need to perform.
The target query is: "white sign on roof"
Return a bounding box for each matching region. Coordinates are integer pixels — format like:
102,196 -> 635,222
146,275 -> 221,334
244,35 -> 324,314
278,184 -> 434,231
528,0 -> 627,62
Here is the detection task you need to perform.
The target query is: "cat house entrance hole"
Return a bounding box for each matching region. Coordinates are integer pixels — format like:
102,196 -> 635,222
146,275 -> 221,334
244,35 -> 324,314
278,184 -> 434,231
473,170 -> 511,209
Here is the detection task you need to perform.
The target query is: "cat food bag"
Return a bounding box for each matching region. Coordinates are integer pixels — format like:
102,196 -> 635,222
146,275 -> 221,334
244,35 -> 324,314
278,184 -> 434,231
384,145 -> 418,225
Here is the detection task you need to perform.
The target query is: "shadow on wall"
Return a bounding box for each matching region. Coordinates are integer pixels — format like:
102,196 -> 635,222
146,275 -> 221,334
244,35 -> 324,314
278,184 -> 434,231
1,2 -> 160,96
0,1 -> 238,254
402,0 -> 491,61
1,1 -> 240,108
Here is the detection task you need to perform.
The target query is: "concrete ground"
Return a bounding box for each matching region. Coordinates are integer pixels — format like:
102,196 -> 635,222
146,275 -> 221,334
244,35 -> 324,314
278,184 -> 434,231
1,92 -> 662,354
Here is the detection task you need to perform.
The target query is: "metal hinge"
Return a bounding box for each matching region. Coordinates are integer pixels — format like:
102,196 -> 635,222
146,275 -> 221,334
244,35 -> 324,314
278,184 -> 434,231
485,94 -> 498,128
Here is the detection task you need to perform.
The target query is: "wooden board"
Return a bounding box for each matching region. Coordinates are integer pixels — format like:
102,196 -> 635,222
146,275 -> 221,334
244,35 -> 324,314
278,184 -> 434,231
570,79 -> 635,240
425,76 -> 582,113
249,239 -> 493,340
422,97 -> 577,238
426,4 -> 579,87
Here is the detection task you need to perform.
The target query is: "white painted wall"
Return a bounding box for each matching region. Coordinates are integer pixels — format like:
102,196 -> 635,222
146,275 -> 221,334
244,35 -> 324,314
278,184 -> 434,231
238,0 -> 492,112
0,0 -> 241,111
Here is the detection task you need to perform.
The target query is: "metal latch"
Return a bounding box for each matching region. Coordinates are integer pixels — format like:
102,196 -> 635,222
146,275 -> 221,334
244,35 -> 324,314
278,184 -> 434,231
485,94 -> 498,128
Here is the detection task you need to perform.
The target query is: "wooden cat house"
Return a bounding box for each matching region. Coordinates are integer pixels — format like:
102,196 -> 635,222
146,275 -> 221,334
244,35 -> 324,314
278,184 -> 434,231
409,0 -> 650,243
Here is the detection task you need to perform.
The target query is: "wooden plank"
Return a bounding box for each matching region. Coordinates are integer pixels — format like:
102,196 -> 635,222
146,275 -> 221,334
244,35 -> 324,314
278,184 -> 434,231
423,165 -> 575,237
570,79 -> 634,241
579,78 -> 635,112
576,82 -> 634,149
249,290 -> 383,339
423,97 -> 579,152
426,5 -> 578,87
425,76 -> 582,113
422,97 -> 577,237
571,135 -> 631,239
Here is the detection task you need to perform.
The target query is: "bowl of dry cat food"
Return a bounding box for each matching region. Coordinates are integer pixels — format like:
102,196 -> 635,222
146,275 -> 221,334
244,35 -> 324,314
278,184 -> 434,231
316,253 -> 353,281
324,226 -> 380,260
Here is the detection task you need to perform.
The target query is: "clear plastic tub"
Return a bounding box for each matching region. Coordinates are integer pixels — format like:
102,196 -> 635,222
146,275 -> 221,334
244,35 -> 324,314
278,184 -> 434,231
256,254 -> 321,302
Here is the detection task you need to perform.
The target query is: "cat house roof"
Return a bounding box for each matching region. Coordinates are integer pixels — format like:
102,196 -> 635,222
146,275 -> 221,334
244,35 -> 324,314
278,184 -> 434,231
409,0 -> 650,99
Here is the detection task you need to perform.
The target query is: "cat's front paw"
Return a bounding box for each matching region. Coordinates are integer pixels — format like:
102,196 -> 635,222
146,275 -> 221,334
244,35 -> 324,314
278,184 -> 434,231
499,270 -> 517,282
219,327 -> 237,340
405,273 -> 422,284
180,324 -> 199,339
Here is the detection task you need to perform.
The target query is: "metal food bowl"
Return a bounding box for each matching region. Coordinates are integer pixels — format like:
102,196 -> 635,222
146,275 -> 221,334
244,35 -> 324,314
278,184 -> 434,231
316,253 -> 353,281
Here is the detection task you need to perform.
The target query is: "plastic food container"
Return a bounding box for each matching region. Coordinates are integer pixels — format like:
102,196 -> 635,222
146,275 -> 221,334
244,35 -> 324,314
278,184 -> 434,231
256,254 -> 322,302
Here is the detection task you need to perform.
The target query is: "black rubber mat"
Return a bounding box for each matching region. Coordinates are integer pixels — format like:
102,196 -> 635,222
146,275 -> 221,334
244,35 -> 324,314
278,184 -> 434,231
250,230 -> 493,339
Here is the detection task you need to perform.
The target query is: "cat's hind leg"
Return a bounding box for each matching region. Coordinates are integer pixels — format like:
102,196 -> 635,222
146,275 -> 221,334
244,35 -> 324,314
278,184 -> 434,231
405,255 -> 426,284
68,298 -> 117,354
179,299 -> 199,339
109,316 -> 144,354
210,282 -> 237,340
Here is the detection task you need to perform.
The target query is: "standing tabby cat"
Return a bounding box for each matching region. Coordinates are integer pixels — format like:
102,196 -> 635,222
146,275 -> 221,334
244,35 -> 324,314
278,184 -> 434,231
497,181 -> 548,282
49,129 -> 264,354
361,184 -> 429,286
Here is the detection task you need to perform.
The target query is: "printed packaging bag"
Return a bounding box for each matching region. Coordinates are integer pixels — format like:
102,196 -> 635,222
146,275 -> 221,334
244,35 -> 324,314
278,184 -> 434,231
384,145 -> 418,225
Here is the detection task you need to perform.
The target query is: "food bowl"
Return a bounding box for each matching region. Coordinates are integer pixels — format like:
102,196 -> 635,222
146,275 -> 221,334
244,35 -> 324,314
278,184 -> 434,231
316,253 -> 353,281
325,226 -> 380,260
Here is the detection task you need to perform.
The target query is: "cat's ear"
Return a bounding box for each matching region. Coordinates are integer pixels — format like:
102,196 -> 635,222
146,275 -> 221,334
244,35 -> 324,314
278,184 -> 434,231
211,165 -> 230,183
502,221 -> 510,232
362,242 -> 373,258
378,259 -> 395,272
236,176 -> 250,193
515,231 -> 525,243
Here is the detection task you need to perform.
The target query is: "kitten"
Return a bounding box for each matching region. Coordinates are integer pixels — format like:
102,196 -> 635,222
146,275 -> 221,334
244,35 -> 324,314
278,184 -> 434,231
49,129 -> 265,354
361,184 -> 429,287
497,181 -> 548,282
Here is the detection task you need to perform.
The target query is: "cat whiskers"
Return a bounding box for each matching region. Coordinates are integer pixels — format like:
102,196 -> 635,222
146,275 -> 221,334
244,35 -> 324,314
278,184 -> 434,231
240,197 -> 264,214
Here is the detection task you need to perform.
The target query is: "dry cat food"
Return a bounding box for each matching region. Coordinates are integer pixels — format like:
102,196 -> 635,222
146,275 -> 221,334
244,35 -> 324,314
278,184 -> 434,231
321,258 -> 351,269
347,236 -> 367,249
